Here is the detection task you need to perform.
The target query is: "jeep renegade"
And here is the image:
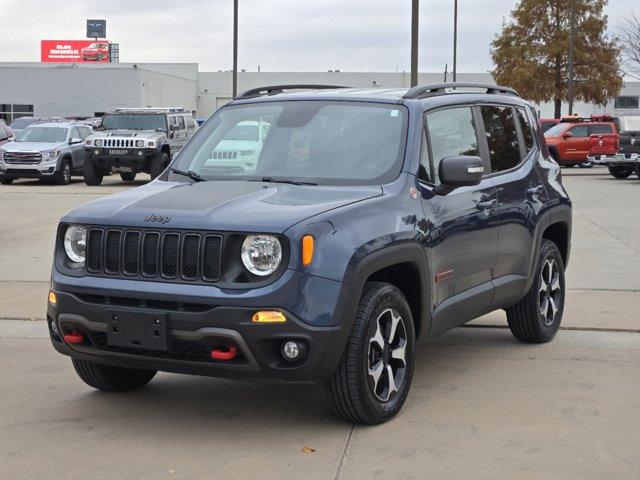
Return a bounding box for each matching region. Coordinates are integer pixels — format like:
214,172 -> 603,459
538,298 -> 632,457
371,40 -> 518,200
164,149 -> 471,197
48,84 -> 572,424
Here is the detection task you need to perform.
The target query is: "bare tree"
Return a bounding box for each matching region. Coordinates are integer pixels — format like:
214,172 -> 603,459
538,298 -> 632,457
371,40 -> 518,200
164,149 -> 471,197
618,13 -> 640,80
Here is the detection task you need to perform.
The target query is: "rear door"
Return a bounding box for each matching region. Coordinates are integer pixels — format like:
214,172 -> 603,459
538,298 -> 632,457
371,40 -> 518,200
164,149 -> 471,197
420,105 -> 499,330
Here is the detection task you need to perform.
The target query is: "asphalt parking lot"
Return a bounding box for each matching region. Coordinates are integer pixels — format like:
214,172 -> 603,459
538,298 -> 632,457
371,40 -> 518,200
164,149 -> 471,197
1,169 -> 639,479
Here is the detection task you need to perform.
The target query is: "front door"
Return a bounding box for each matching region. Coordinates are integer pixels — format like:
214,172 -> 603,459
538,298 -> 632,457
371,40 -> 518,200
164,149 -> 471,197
564,124 -> 590,161
419,105 -> 499,333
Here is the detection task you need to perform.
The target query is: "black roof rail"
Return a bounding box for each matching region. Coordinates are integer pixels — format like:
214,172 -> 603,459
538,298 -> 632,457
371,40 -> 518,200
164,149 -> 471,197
235,84 -> 347,100
403,82 -> 518,99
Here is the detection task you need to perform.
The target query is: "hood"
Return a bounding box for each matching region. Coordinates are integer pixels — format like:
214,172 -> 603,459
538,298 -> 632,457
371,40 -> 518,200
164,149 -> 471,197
91,130 -> 163,139
2,141 -> 63,152
62,180 -> 382,233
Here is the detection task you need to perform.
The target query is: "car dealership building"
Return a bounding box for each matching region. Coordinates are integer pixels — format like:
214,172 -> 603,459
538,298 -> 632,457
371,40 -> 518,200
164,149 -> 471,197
1,62 -> 639,122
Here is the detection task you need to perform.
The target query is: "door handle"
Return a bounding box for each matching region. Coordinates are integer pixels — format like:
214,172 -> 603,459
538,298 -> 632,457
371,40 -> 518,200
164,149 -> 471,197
476,198 -> 498,211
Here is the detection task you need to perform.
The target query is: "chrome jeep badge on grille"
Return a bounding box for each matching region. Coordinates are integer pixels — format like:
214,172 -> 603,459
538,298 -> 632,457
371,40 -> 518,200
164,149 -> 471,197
143,214 -> 172,224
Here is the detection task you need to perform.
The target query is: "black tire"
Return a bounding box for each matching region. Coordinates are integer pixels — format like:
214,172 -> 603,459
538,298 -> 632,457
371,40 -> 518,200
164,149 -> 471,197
608,166 -> 632,179
506,239 -> 565,343
72,358 -> 156,392
120,171 -> 137,182
578,160 -> 593,168
0,176 -> 13,185
150,152 -> 169,180
83,158 -> 103,186
324,282 -> 415,424
55,159 -> 72,185
97,53 -> 104,61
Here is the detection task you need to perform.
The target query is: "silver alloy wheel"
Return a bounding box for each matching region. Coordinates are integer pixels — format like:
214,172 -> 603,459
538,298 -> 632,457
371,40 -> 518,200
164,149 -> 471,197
539,258 -> 561,326
62,162 -> 71,184
367,308 -> 407,402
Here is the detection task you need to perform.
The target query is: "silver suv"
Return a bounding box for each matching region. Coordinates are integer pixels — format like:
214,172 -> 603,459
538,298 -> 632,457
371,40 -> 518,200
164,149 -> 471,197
0,122 -> 92,185
83,107 -> 197,185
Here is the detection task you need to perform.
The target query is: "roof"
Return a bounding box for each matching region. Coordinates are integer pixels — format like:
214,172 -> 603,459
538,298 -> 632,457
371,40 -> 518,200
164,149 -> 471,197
112,107 -> 186,114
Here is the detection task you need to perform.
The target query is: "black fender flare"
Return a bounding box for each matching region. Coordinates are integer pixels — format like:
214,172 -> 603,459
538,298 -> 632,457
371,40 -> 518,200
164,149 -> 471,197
334,241 -> 432,341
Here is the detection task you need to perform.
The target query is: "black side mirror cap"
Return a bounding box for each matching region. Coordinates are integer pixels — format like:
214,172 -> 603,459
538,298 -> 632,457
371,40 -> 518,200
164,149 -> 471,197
439,155 -> 484,188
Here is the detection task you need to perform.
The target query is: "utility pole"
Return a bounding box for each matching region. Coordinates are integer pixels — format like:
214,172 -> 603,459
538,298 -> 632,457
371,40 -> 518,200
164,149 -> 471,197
232,0 -> 238,97
411,0 -> 419,87
567,0 -> 576,115
453,0 -> 458,82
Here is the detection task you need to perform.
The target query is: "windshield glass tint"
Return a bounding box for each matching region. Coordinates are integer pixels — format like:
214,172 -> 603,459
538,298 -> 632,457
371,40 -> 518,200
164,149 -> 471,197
101,114 -> 166,131
15,127 -> 67,143
544,124 -> 568,137
171,101 -> 407,185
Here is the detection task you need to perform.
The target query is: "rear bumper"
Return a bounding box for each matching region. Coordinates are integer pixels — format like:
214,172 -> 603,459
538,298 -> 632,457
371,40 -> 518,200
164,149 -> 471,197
590,153 -> 640,165
47,269 -> 350,382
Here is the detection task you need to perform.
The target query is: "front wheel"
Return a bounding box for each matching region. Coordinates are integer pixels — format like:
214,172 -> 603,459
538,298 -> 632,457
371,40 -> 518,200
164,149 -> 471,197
608,165 -> 632,179
506,240 -> 565,343
72,358 -> 156,392
55,159 -> 72,185
324,282 -> 415,424
578,160 -> 593,168
150,152 -> 169,180
83,159 -> 104,186
0,176 -> 13,185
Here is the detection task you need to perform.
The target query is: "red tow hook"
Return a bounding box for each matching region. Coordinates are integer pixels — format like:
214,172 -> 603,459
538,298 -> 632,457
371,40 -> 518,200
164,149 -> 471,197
211,345 -> 238,361
63,330 -> 84,344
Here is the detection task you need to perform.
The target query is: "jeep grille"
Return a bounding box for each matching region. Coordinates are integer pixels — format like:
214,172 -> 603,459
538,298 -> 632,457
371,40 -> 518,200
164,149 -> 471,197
102,138 -> 137,148
86,227 -> 222,283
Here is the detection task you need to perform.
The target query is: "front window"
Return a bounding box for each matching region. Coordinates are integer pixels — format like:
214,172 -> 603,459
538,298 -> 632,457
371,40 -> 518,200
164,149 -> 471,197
544,124 -> 569,137
170,101 -> 407,185
15,127 -> 67,143
101,114 -> 166,131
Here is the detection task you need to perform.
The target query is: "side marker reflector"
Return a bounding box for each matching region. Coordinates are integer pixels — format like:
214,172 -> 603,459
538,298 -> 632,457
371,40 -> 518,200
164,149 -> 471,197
48,291 -> 57,305
252,311 -> 286,323
211,346 -> 238,361
302,235 -> 314,266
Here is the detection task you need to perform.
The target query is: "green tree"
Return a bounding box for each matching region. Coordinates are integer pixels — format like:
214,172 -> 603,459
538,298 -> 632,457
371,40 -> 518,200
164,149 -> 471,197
491,0 -> 622,118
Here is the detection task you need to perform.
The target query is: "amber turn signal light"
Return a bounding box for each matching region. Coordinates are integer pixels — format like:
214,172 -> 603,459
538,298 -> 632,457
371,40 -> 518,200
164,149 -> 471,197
302,235 -> 314,266
252,311 -> 286,323
48,291 -> 57,305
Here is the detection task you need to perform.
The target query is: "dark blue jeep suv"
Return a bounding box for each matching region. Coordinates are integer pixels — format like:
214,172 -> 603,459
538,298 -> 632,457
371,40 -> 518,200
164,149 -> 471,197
48,83 -> 571,424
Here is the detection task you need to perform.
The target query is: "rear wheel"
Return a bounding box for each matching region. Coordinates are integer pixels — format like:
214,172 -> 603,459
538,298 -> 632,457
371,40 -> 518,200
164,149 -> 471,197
324,282 -> 415,424
72,358 -> 156,392
608,165 -> 632,179
55,159 -> 72,185
578,160 -> 593,168
120,171 -> 137,182
150,152 -> 169,180
506,240 -> 565,343
0,176 -> 13,185
83,159 -> 104,186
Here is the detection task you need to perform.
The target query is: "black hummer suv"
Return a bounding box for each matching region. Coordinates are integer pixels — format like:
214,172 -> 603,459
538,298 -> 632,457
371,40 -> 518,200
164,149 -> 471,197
48,84 -> 571,424
83,108 -> 197,185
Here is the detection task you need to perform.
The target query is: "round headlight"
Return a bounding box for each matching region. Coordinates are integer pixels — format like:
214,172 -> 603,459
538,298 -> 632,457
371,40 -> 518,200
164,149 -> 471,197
95,139 -> 103,147
241,235 -> 282,276
64,225 -> 87,264
135,140 -> 145,148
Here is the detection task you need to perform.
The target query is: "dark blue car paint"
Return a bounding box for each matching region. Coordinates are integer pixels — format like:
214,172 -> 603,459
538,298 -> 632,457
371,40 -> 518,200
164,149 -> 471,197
49,88 -> 572,381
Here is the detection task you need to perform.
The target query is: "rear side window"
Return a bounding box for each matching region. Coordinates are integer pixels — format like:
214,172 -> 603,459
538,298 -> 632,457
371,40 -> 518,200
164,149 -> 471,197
480,105 -> 520,173
589,124 -> 612,135
516,108 -> 535,153
177,116 -> 186,130
425,107 -> 479,184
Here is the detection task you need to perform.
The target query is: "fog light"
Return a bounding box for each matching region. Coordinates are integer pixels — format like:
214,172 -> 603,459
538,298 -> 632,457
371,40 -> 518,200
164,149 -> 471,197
94,149 -> 100,155
138,151 -> 144,156
281,340 -> 306,363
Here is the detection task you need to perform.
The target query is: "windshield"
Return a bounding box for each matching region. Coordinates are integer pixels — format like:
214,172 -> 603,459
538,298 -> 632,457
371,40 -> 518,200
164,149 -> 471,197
544,123 -> 569,137
15,127 -> 67,143
170,101 -> 407,185
101,114 -> 166,131
10,117 -> 38,129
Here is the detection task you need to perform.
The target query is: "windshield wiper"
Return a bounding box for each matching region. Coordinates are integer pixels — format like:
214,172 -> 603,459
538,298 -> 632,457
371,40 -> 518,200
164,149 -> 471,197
252,176 -> 317,186
170,168 -> 205,182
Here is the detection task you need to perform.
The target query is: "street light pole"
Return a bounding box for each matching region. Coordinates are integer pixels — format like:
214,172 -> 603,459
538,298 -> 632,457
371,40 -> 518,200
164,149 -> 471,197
453,0 -> 458,82
411,0 -> 419,87
567,0 -> 576,115
232,0 -> 238,98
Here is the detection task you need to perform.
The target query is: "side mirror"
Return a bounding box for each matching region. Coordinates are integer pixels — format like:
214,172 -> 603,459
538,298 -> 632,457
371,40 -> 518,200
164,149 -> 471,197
562,131 -> 573,139
439,155 -> 484,188
170,124 -> 180,131
69,137 -> 82,145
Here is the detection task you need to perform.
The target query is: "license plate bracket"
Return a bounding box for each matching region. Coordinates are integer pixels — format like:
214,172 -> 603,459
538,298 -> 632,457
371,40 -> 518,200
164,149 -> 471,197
106,310 -> 168,351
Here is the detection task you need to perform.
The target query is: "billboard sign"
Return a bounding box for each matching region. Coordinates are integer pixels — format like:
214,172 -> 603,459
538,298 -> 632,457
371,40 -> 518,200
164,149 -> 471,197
87,19 -> 106,39
41,40 -> 110,63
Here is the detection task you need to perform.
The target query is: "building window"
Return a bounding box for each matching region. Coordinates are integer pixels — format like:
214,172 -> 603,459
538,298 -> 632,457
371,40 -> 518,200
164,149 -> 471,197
614,96 -> 639,110
0,103 -> 34,123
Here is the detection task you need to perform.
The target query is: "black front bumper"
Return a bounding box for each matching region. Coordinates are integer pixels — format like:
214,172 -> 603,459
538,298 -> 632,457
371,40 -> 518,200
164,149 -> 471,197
88,149 -> 157,170
48,289 -> 349,382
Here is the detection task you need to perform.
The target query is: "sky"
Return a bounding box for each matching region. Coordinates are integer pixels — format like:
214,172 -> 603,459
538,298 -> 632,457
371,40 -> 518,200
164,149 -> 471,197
0,0 -> 636,73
